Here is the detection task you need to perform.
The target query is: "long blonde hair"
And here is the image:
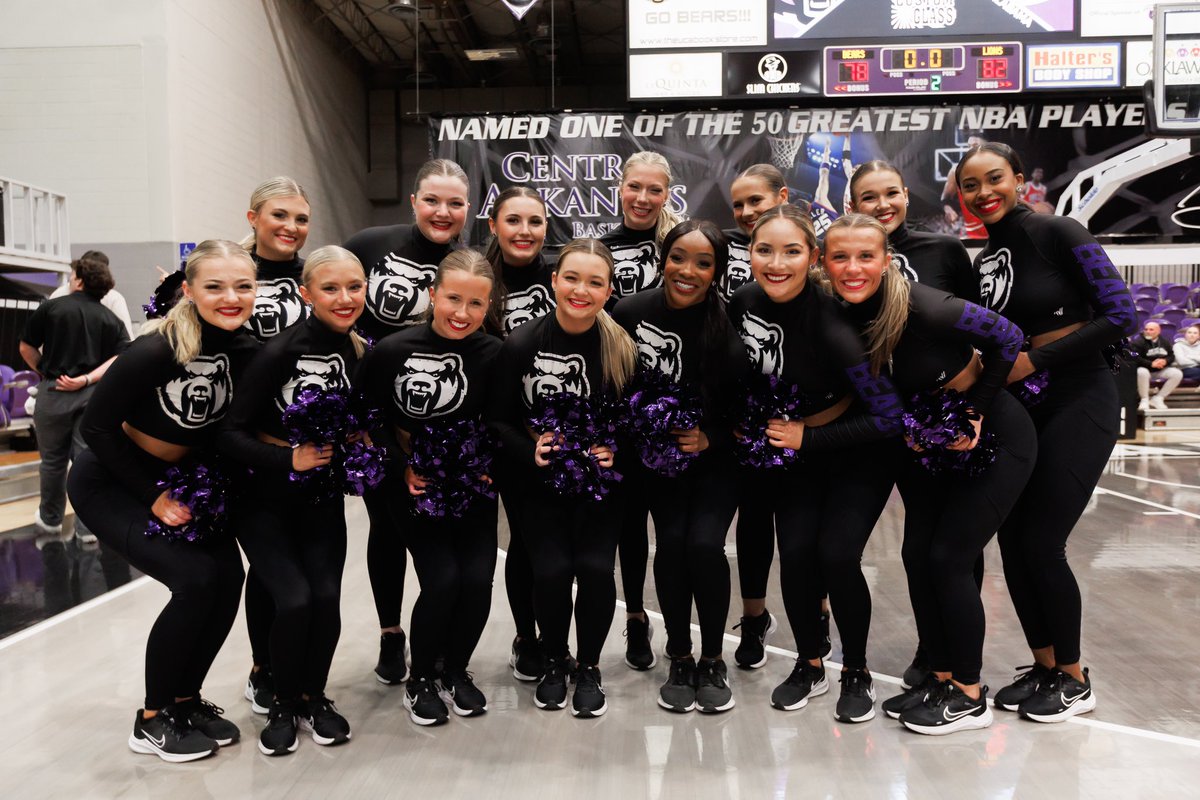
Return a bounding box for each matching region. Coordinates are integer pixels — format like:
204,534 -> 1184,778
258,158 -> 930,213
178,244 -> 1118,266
554,238 -> 637,394
239,176 -> 310,251
302,245 -> 370,359
621,151 -> 684,246
824,213 -> 911,376
142,240 -> 255,364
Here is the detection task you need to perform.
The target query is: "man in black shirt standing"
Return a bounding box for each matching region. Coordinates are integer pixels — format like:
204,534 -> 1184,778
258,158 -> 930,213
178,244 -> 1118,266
20,254 -> 129,539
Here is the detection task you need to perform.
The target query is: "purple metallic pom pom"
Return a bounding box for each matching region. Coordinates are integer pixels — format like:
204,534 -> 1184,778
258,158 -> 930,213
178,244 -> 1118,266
145,461 -> 234,542
625,369 -> 703,477
143,270 -> 186,320
1010,369 -> 1051,408
902,389 -> 1000,476
734,374 -> 806,469
283,388 -> 388,501
408,419 -> 496,518
527,391 -> 623,502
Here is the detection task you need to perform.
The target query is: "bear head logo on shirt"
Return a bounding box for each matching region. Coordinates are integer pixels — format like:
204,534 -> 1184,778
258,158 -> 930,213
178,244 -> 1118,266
611,241 -> 659,298
739,313 -> 785,377
978,247 -> 1014,313
244,278 -> 306,340
523,352 -> 590,407
891,253 -> 918,283
720,246 -> 753,302
276,354 -> 349,411
157,354 -> 231,429
393,352 -> 468,418
503,285 -> 556,334
369,255 -> 438,327
634,321 -> 683,382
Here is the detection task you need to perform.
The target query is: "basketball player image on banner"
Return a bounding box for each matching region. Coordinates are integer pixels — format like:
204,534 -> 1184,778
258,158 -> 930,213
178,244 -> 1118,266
1020,167 -> 1053,213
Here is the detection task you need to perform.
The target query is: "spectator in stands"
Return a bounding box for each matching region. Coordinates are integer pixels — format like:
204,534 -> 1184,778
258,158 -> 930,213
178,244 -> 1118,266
18,254 -> 129,540
1174,324 -> 1200,381
1134,320 -> 1184,411
50,250 -> 134,338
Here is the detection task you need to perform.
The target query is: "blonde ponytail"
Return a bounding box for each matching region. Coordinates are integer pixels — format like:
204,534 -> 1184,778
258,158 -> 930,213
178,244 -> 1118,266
596,310 -> 637,394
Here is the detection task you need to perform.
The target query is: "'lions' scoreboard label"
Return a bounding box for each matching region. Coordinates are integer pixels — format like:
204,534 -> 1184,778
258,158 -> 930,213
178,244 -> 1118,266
823,42 -> 1023,96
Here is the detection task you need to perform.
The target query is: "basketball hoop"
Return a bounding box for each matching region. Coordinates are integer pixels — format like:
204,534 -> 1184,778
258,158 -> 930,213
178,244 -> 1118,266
767,134 -> 805,171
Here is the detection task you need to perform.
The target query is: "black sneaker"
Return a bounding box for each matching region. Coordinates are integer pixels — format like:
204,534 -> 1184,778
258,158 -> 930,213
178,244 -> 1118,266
259,699 -> 301,756
901,646 -> 933,690
993,663 -> 1054,711
770,659 -> 829,711
695,658 -> 735,714
657,656 -> 697,713
883,671 -> 941,720
571,665 -> 608,718
175,697 -> 240,746
128,708 -> 217,763
835,668 -> 877,723
245,667 -> 273,715
438,670 -> 488,717
624,616 -> 656,670
404,677 -> 449,726
510,636 -> 545,682
375,631 -> 409,685
301,695 -> 351,745
1018,668 -> 1096,723
535,658 -> 569,710
901,681 -> 993,735
733,611 -> 778,670
819,611 -> 832,659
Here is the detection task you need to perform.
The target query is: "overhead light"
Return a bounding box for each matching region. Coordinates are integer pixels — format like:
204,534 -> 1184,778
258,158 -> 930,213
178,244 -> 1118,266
384,0 -> 418,16
465,48 -> 521,62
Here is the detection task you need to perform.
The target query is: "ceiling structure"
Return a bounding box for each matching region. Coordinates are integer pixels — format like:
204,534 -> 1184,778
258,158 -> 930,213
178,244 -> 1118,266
308,0 -> 626,92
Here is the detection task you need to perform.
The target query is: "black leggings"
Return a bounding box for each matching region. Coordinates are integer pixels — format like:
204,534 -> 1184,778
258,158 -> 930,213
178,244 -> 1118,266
68,449 -> 244,710
244,569 -> 273,667
740,443 -> 894,668
235,477 -> 347,701
389,490 -> 498,679
518,482 -> 624,666
497,463 -> 538,641
896,391 -> 1037,685
998,361 -> 1117,666
648,455 -> 737,659
365,485 -> 407,630
618,475 -> 650,614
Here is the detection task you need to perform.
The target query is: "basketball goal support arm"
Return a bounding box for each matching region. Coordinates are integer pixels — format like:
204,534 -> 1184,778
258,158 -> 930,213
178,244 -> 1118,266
1056,137 -> 1199,225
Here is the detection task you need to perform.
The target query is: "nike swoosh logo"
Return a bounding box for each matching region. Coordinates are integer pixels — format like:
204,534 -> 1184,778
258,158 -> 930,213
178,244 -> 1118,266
1061,689 -> 1089,706
146,731 -> 166,748
943,705 -> 979,722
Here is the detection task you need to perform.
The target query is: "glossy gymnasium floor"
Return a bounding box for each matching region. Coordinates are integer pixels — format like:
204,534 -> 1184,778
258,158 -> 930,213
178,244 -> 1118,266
0,436 -> 1198,799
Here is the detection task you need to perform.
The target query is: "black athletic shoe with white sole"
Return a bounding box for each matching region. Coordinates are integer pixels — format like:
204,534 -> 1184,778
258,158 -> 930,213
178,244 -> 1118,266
245,667 -> 273,715
901,647 -> 933,690
658,656 -> 697,713
301,695 -> 351,745
175,697 -> 240,745
835,668 -> 877,723
510,636 -> 544,682
883,671 -> 940,720
901,681 -> 993,735
571,665 -> 607,718
259,700 -> 301,756
404,677 -> 449,726
993,663 -> 1054,711
128,708 -> 217,763
624,616 -> 656,670
771,659 -> 828,711
375,630 -> 409,685
1018,668 -> 1096,722
734,611 -> 778,670
438,670 -> 488,717
695,658 -> 735,714
535,659 -> 569,710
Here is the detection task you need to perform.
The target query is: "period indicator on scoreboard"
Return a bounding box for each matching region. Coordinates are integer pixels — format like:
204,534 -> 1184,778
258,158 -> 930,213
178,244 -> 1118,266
823,42 -> 1022,97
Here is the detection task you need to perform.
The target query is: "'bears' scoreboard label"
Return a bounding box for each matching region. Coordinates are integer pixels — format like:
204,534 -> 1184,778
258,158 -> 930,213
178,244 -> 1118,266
824,42 -> 1022,97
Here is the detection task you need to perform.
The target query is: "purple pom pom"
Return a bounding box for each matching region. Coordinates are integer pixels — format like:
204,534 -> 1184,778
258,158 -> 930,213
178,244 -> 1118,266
527,391 -> 623,502
734,374 -> 807,469
902,389 -> 1000,476
408,419 -> 497,518
283,388 -> 388,501
145,460 -> 237,542
1010,369 -> 1050,408
625,369 -> 703,477
143,270 -> 186,320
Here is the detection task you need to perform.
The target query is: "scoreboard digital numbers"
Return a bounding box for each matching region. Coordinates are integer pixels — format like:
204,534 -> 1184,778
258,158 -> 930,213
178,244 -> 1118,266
823,42 -> 1022,97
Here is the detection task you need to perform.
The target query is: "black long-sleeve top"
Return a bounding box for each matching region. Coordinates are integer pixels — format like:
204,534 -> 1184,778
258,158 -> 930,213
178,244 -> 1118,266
888,224 -> 979,303
600,223 -> 661,299
612,288 -> 749,455
219,315 -> 359,474
1132,334 -> 1176,368
976,205 -> 1138,369
721,229 -> 755,303
343,223 -> 454,341
81,321 -> 260,505
500,253 -> 557,336
726,281 -> 904,449
244,252 -> 307,341
843,281 -> 1023,412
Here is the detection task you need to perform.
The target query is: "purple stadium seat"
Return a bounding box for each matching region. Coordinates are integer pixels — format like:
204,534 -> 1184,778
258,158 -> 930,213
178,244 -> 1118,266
1159,308 -> 1188,326
7,369 -> 37,419
1136,296 -> 1159,314
1160,283 -> 1189,306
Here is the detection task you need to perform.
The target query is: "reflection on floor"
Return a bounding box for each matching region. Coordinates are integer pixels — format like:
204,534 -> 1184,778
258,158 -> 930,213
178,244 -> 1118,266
0,442 -> 1197,797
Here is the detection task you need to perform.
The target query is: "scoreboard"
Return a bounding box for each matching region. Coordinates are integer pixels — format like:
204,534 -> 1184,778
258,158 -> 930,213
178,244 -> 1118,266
627,0 -> 1145,101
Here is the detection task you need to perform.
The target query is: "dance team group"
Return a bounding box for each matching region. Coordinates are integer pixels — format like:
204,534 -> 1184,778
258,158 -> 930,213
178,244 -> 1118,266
66,142 -> 1138,762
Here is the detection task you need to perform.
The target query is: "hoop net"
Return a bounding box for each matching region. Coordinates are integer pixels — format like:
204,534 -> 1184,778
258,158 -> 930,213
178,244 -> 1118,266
767,134 -> 805,171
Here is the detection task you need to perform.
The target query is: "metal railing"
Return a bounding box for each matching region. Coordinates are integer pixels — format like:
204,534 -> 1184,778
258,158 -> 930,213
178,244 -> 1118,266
0,177 -> 70,273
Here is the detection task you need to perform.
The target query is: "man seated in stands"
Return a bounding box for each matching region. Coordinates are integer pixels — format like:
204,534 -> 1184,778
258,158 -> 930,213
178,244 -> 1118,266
1174,324 -> 1200,382
1135,320 -> 1184,411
